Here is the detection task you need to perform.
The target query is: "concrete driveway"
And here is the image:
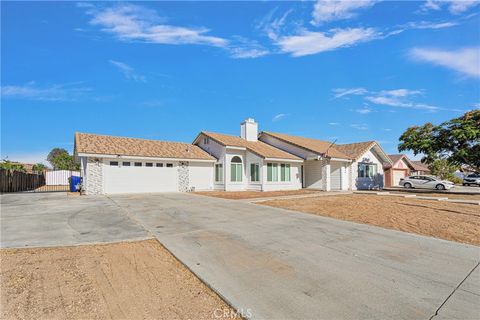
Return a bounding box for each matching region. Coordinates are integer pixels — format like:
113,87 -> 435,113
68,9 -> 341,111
108,193 -> 480,320
1,192 -> 479,319
0,193 -> 149,248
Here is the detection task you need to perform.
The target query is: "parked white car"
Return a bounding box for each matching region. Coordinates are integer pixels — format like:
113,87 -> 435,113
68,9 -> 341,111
399,175 -> 454,190
462,173 -> 480,186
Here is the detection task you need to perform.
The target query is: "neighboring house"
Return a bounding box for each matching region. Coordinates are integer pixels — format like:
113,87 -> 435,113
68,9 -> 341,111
384,154 -> 416,187
259,132 -> 392,191
75,118 -> 392,194
411,161 -> 431,176
193,119 -> 303,192
74,133 -> 216,194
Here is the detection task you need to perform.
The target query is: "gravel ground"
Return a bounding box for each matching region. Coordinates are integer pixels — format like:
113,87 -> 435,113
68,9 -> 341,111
0,239 -> 238,320
261,194 -> 480,246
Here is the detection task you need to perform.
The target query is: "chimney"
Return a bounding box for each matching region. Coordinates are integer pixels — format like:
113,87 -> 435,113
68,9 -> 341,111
240,118 -> 258,142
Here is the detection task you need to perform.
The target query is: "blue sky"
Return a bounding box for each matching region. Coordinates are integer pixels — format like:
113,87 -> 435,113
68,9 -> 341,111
1,1 -> 479,164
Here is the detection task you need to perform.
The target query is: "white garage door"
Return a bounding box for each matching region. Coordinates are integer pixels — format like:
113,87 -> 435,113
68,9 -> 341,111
393,170 -> 406,186
330,162 -> 342,190
103,161 -> 178,194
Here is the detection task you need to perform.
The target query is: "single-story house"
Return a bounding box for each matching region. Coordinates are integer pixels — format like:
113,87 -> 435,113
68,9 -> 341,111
193,119 -> 303,192
75,118 -> 392,194
384,154 -> 416,187
411,161 -> 431,176
258,132 -> 392,191
74,132 -> 217,194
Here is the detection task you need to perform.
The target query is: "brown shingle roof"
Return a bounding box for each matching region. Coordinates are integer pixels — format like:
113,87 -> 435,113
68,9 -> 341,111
200,132 -> 302,160
261,132 -> 352,160
411,161 -> 430,172
335,141 -> 377,160
75,132 -> 216,161
388,154 -> 405,164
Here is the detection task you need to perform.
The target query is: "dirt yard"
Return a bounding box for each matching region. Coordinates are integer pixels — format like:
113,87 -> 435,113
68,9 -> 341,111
388,192 -> 480,200
261,195 -> 480,246
0,239 -> 237,320
196,189 -> 319,200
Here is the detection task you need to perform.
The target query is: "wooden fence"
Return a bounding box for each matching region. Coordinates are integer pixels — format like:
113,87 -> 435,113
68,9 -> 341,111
0,169 -> 45,193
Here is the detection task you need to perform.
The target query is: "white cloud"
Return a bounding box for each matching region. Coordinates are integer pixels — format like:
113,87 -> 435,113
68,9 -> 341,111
420,0 -> 480,14
272,113 -> 289,121
277,27 -> 379,57
228,37 -> 269,59
355,107 -> 372,114
332,87 -> 368,98
379,89 -> 423,97
87,4 -> 228,47
365,95 -> 439,111
407,21 -> 459,29
350,123 -> 369,130
109,60 -> 146,82
409,47 -> 480,78
1,82 -> 91,101
328,122 -> 340,126
311,0 -> 376,25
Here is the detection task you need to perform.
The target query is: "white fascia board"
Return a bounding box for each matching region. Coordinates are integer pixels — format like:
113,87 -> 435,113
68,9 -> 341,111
76,153 -> 216,163
264,157 -> 304,163
306,155 -> 322,161
329,157 -> 352,162
226,146 -> 247,151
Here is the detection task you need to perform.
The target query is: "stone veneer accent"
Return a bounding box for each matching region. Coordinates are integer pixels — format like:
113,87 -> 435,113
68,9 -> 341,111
320,158 -> 330,191
178,161 -> 189,192
85,157 -> 103,195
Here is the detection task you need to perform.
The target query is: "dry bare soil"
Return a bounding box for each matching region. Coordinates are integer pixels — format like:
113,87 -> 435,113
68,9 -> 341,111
261,195 -> 480,246
196,189 -> 319,200
0,239 -> 236,320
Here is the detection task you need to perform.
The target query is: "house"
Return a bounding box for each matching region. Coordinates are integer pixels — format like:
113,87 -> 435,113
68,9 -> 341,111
383,154 -> 416,187
258,132 -> 392,191
411,161 -> 431,176
75,118 -> 392,195
193,119 -> 303,192
74,133 -> 217,194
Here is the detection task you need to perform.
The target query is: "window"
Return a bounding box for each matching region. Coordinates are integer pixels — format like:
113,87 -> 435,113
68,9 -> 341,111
358,163 -> 377,178
267,163 -> 278,182
156,163 -> 163,167
281,164 -> 291,182
166,163 -> 173,168
215,164 -> 223,182
230,156 -> 242,182
203,137 -> 210,144
250,163 -> 260,182
110,161 -> 119,166
134,162 -> 142,167
146,163 -> 153,167
122,162 -> 130,166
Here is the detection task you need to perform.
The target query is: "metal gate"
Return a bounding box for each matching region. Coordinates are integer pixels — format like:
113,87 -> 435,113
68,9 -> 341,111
0,169 -> 81,193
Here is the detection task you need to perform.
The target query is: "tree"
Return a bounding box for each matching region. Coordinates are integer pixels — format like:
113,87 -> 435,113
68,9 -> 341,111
399,110 -> 480,171
47,148 -> 79,170
428,159 -> 458,180
0,160 -> 26,172
32,163 -> 47,172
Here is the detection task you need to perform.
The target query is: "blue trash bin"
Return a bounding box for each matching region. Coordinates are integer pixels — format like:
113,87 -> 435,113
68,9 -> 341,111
70,176 -> 82,192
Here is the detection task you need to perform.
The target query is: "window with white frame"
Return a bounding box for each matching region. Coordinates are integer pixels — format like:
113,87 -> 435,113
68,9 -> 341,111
156,163 -> 163,167
280,164 -> 291,182
110,161 -> 119,166
230,156 -> 242,182
122,161 -> 131,166
215,163 -> 223,182
267,163 -> 278,182
358,163 -> 377,178
134,162 -> 142,167
146,162 -> 153,167
250,163 -> 260,182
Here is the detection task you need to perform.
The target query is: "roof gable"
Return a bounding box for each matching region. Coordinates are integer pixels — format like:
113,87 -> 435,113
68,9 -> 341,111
196,132 -> 302,160
260,132 -> 352,160
75,132 -> 216,161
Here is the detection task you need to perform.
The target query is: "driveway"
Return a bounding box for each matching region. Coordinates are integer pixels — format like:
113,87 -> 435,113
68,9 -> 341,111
1,192 -> 479,319
0,193 -> 149,248
108,193 -> 480,320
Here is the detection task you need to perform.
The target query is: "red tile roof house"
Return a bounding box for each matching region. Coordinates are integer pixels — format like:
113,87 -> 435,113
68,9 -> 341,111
74,118 -> 392,195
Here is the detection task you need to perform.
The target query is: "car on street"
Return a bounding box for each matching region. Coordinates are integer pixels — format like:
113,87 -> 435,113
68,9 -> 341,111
399,175 -> 454,190
462,173 -> 480,186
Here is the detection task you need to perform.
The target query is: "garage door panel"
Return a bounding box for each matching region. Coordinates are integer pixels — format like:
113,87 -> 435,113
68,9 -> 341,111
330,162 -> 342,190
393,170 -> 406,187
104,165 -> 178,194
